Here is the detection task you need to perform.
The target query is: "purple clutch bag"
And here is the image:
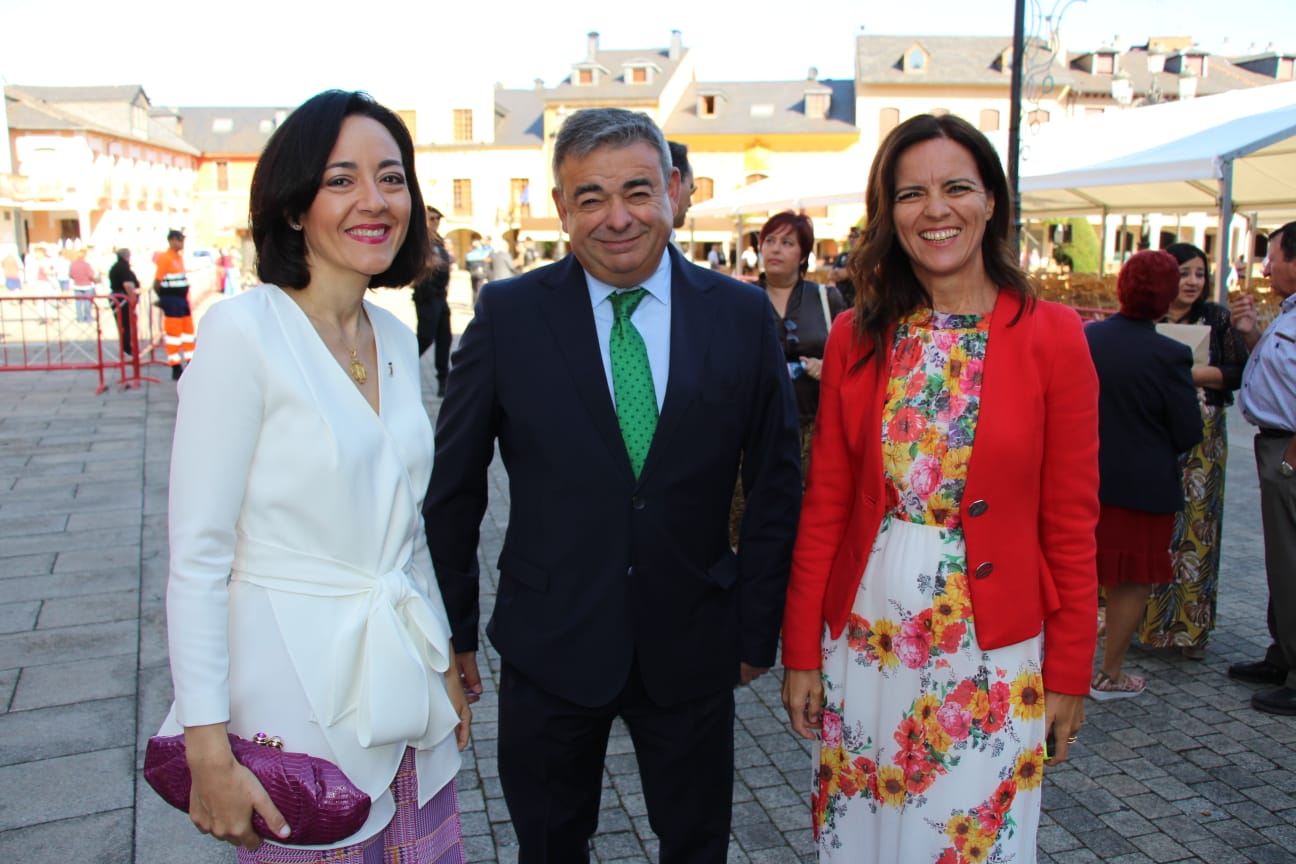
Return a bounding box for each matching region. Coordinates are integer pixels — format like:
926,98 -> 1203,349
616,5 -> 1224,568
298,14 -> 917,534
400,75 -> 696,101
143,732 -> 372,846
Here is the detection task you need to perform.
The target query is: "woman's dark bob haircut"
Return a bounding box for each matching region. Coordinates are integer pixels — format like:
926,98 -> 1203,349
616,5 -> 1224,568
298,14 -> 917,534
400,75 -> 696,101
250,90 -> 428,290
849,113 -> 1033,354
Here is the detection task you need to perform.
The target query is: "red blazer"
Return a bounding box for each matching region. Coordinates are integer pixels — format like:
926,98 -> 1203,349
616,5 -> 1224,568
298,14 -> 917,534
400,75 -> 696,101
782,290 -> 1100,696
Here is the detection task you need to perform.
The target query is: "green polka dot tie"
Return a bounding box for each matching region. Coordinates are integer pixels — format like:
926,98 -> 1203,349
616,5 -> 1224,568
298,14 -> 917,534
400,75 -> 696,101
609,288 -> 658,479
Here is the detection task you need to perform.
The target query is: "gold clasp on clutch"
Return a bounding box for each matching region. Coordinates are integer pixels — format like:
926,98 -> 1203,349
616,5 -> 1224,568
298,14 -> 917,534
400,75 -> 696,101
252,732 -> 285,749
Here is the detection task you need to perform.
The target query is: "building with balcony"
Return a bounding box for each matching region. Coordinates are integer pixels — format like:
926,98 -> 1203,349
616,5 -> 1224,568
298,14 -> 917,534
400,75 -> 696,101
3,85 -> 200,256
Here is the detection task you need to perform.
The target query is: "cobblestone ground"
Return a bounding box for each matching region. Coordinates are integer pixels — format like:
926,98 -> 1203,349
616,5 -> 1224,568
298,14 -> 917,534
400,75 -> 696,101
0,279 -> 1293,862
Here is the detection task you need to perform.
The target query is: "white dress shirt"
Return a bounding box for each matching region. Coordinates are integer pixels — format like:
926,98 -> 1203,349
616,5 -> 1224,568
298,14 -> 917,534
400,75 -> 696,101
585,248 -> 672,411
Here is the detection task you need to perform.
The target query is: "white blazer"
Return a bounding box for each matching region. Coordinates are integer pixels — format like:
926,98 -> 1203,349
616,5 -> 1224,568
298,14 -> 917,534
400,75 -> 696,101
159,284 -> 461,848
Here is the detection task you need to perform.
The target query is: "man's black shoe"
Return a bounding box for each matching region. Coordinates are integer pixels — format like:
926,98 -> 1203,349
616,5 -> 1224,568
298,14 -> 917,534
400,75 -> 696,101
1228,659 -> 1287,685
1252,686 -> 1296,716
171,364 -> 183,381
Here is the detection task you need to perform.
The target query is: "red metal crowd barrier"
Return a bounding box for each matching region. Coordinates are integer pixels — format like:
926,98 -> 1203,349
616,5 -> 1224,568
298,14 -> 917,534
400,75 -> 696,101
0,292 -> 162,393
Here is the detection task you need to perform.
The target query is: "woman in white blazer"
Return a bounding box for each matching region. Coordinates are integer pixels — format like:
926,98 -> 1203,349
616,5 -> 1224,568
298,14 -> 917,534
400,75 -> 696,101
159,90 -> 471,862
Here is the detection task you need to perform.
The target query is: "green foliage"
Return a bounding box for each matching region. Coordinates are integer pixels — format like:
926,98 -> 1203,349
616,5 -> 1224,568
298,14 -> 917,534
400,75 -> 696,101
1048,218 -> 1101,273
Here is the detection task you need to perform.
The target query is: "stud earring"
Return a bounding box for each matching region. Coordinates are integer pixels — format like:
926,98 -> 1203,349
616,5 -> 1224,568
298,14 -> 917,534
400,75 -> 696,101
289,221 -> 302,231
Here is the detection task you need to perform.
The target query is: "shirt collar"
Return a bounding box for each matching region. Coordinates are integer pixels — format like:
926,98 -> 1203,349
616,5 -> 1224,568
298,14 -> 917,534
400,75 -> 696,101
585,248 -> 671,308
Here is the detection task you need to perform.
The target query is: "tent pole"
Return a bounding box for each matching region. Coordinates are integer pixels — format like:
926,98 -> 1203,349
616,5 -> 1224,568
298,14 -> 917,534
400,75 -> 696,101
1100,208 -> 1109,275
1217,160 -> 1234,304
1008,0 -> 1026,253
1247,211 -> 1259,290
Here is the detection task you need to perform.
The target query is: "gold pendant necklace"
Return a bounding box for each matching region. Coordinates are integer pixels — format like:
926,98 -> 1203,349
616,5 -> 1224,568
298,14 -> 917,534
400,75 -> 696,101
348,349 -> 367,385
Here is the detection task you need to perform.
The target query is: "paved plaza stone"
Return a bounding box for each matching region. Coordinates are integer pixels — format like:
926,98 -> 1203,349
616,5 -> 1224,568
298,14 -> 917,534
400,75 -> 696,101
1,281 -> 1294,862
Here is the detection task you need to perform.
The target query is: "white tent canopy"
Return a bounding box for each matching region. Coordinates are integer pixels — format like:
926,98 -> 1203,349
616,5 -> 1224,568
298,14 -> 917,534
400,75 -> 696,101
686,81 -> 1296,292
1018,80 -> 1296,217
687,170 -> 867,217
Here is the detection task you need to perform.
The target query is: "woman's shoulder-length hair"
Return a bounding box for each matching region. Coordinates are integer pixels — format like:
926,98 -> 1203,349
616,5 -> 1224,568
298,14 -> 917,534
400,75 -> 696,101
249,90 -> 428,290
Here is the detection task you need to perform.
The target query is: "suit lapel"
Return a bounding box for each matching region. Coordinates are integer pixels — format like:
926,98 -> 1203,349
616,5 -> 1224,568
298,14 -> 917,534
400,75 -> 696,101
536,256 -> 634,477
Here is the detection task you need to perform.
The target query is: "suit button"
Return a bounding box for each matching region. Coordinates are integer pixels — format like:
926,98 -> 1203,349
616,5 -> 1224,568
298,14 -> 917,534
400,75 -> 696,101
968,500 -> 988,517
632,496 -> 646,510
974,562 -> 994,579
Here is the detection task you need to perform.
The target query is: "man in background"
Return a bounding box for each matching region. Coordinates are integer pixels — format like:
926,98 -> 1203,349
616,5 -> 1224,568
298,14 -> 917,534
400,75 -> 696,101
413,206 -> 454,397
153,229 -> 194,380
108,248 -> 139,358
831,225 -> 859,307
1228,221 -> 1296,716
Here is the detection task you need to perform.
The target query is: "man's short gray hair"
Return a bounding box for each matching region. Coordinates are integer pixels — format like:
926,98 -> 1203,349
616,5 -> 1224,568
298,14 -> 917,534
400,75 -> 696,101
552,108 -> 672,192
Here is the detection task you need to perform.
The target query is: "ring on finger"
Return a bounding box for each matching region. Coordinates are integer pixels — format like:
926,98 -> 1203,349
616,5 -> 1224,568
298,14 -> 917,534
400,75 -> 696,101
1066,735 -> 1078,744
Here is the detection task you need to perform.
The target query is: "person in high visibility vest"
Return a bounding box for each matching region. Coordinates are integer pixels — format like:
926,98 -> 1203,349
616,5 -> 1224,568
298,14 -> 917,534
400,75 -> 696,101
154,229 -> 195,380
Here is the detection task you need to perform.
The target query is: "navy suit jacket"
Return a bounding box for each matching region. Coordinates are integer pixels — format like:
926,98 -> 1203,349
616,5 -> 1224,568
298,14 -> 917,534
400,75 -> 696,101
424,246 -> 802,708
1084,313 -> 1203,513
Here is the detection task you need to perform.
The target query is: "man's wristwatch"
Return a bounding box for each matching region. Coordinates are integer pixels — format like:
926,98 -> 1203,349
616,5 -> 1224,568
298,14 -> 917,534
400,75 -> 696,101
1281,460 -> 1295,478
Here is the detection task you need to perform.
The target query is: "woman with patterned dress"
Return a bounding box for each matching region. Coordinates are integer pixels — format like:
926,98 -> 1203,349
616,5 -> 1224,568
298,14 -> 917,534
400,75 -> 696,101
781,114 -> 1100,863
1137,243 -> 1248,660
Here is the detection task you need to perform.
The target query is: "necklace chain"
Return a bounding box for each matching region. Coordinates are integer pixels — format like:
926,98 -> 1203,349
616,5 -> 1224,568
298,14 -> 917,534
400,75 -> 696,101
299,304 -> 367,387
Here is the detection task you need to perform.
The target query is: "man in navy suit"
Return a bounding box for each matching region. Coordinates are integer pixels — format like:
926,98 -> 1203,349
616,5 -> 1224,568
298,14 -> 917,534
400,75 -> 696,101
425,108 -> 801,863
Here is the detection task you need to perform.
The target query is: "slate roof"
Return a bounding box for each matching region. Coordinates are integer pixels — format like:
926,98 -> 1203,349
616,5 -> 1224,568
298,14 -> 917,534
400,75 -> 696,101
855,35 -> 1047,87
4,85 -> 200,155
855,34 -> 1273,102
664,79 -> 857,136
547,47 -> 690,102
9,84 -> 149,103
174,107 -> 292,155
1065,50 -> 1273,98
494,89 -> 545,146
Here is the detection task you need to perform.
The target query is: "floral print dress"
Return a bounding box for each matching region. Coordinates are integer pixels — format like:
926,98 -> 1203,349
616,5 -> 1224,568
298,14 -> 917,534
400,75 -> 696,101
814,309 -> 1047,863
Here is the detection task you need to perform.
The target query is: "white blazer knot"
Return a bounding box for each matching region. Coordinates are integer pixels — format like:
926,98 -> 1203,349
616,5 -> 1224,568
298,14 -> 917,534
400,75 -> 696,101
231,533 -> 458,750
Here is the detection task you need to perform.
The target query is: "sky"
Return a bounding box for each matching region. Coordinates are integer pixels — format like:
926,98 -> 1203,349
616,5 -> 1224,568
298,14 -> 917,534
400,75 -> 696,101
0,0 -> 1291,108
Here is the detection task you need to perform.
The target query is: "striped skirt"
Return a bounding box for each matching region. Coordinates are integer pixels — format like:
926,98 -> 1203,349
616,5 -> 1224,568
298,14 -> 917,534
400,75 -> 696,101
237,748 -> 463,864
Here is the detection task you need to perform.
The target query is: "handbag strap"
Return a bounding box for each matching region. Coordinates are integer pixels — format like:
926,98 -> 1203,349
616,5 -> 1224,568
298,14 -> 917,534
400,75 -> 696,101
817,282 -> 832,330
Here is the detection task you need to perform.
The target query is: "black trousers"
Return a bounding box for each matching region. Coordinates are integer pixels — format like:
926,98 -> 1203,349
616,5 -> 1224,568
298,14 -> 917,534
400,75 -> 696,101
415,299 -> 451,383
111,293 -> 133,356
498,660 -> 734,864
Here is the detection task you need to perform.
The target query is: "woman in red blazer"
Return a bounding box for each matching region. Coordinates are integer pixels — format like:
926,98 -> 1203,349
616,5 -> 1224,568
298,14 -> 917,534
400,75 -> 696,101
780,114 -> 1100,863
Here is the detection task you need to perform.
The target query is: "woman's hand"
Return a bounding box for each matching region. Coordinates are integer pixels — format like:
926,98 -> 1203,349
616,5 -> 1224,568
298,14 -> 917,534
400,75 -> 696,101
184,724 -> 288,849
444,664 -> 473,751
799,356 -> 824,381
1043,691 -> 1085,765
781,668 -> 825,740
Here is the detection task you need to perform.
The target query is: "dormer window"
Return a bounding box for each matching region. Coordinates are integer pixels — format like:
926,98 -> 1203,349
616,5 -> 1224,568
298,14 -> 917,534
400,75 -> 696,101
698,92 -> 721,118
573,63 -> 607,86
1094,52 -> 1116,75
623,63 -> 658,85
212,118 -> 234,134
904,45 -> 928,73
132,104 -> 149,138
804,89 -> 831,120
999,48 -> 1013,72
